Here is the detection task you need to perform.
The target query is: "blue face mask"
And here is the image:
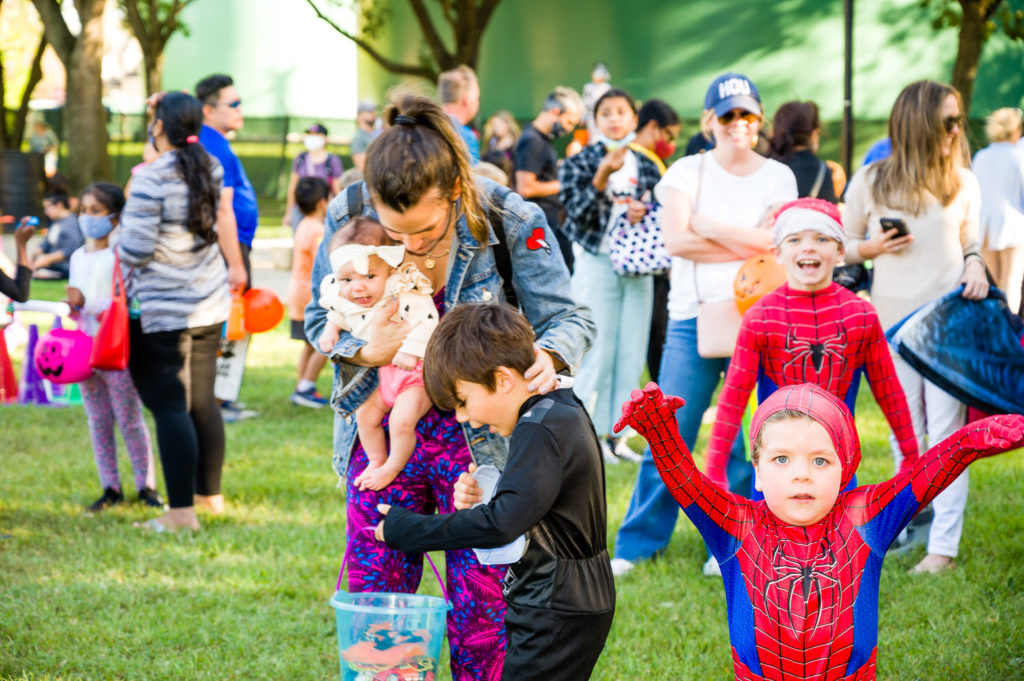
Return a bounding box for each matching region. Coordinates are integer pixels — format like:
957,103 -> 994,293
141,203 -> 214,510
596,130 -> 636,151
80,214 -> 115,239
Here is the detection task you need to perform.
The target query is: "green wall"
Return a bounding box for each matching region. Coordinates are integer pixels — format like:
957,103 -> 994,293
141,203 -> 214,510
361,0 -> 1024,121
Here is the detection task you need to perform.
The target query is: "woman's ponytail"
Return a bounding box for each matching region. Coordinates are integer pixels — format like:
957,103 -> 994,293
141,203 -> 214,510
365,94 -> 490,244
154,91 -> 219,245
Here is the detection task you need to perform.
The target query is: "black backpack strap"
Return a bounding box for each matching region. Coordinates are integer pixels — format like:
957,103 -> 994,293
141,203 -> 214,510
486,185 -> 518,309
346,182 -> 364,220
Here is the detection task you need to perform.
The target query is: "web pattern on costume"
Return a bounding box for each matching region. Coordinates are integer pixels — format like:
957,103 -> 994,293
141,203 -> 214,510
706,284 -> 919,486
617,384 -> 1024,681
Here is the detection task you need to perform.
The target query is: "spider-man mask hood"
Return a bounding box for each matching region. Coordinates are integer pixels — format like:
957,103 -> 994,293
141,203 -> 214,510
751,383 -> 861,491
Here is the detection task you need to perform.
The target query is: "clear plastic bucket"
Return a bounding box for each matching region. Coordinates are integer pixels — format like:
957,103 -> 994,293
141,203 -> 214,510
330,542 -> 450,681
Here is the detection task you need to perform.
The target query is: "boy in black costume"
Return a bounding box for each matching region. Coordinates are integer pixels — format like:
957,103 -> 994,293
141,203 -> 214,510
375,303 -> 615,681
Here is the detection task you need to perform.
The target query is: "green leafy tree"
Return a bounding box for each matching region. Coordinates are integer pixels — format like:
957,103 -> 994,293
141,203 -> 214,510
922,0 -> 1024,113
31,0 -> 109,190
118,0 -> 197,96
304,0 -> 503,81
0,0 -> 48,150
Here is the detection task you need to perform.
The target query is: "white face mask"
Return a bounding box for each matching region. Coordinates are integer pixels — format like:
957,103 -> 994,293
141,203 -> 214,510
304,135 -> 326,151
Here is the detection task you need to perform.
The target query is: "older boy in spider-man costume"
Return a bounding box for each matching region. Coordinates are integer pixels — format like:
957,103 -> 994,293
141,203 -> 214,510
616,382 -> 1024,681
705,198 -> 919,491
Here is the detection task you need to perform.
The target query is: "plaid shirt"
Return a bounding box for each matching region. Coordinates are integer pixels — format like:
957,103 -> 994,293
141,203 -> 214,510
557,142 -> 664,254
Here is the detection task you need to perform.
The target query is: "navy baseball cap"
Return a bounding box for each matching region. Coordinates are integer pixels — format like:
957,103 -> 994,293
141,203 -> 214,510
704,73 -> 762,117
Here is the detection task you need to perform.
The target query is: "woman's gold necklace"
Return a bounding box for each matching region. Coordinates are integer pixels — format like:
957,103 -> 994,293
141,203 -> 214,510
422,209 -> 455,269
423,244 -> 450,269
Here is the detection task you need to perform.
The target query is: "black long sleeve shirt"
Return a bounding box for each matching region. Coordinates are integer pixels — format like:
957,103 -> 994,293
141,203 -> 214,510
383,388 -> 615,613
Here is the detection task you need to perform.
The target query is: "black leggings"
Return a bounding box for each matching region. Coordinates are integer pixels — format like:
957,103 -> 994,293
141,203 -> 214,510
128,320 -> 225,508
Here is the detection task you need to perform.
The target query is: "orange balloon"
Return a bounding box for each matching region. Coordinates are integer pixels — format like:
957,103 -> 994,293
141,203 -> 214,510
734,254 -> 787,315
242,288 -> 284,333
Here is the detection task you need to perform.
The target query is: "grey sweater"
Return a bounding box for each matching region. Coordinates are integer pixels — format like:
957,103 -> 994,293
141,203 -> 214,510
118,151 -> 230,333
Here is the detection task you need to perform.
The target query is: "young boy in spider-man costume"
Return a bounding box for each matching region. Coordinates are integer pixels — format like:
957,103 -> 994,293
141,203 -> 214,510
616,381 -> 1024,681
705,198 -> 919,491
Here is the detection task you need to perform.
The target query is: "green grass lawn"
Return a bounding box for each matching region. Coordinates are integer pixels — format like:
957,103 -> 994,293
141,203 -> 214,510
2,284 -> 1023,680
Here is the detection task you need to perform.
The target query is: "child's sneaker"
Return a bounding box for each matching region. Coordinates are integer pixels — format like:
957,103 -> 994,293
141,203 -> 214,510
221,401 -> 258,422
86,487 -> 124,513
137,487 -> 166,509
599,437 -> 619,466
290,387 -> 328,408
612,436 -> 643,463
702,555 -> 722,577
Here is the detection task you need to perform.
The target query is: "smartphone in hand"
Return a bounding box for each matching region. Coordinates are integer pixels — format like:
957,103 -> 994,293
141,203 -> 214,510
879,217 -> 909,238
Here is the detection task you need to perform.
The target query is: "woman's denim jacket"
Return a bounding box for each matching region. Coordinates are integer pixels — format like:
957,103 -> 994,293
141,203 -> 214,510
304,178 -> 595,479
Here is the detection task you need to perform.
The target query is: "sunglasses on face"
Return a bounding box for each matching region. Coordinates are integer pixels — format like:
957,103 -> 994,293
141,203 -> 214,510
718,110 -> 760,126
220,100 -> 242,109
943,115 -> 963,133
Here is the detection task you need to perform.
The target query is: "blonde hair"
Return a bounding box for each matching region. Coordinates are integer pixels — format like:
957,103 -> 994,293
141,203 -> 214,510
364,94 -> 491,245
871,80 -> 968,215
482,110 -> 520,149
699,109 -> 715,144
986,107 -> 1023,144
473,162 -> 508,186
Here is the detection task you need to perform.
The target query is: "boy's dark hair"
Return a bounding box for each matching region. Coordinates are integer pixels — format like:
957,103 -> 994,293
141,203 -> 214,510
594,88 -> 637,117
637,98 -> 680,131
81,182 -> 125,215
154,91 -> 219,245
46,173 -> 71,197
328,216 -> 396,251
295,176 -> 330,216
751,409 -> 815,464
43,193 -> 70,209
424,303 -> 535,411
195,74 -> 234,106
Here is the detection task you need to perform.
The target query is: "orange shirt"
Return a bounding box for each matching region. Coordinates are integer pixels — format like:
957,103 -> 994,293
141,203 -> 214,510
288,216 -> 325,321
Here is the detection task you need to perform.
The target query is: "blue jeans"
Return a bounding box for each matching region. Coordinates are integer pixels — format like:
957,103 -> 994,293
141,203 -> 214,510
614,317 -> 748,562
571,251 -> 653,435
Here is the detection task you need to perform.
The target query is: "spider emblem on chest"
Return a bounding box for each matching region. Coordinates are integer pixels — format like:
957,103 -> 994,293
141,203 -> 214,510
763,538 -> 839,636
782,329 -> 846,382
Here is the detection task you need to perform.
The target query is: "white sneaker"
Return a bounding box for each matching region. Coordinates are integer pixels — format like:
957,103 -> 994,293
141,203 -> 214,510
610,557 -> 635,577
702,555 -> 722,577
613,436 -> 643,463
599,437 -> 619,465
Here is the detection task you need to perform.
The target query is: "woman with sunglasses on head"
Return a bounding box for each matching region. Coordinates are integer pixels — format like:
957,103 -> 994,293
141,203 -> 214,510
843,80 -> 987,575
611,73 -> 797,579
304,94 -> 594,681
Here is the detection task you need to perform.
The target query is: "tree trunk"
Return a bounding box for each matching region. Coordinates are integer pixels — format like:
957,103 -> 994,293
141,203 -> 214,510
12,34 -> 48,148
143,49 -> 164,97
952,1 -> 991,115
62,0 -> 109,191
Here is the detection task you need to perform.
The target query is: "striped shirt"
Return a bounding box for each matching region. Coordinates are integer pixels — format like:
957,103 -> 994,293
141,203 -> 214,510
118,150 -> 230,333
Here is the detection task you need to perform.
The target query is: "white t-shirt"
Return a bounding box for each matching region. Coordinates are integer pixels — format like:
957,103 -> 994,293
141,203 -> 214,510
655,153 -> 797,320
601,149 -> 640,252
68,246 -> 116,336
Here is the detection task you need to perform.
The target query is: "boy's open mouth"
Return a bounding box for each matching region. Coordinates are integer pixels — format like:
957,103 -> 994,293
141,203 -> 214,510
797,258 -> 821,272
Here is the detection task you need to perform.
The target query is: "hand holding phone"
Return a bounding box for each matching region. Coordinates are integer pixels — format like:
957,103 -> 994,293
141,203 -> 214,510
879,217 -> 909,238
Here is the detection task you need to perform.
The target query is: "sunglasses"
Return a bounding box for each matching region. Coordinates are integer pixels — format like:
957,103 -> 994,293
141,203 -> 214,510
220,100 -> 242,109
718,110 -> 760,126
943,115 -> 963,133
